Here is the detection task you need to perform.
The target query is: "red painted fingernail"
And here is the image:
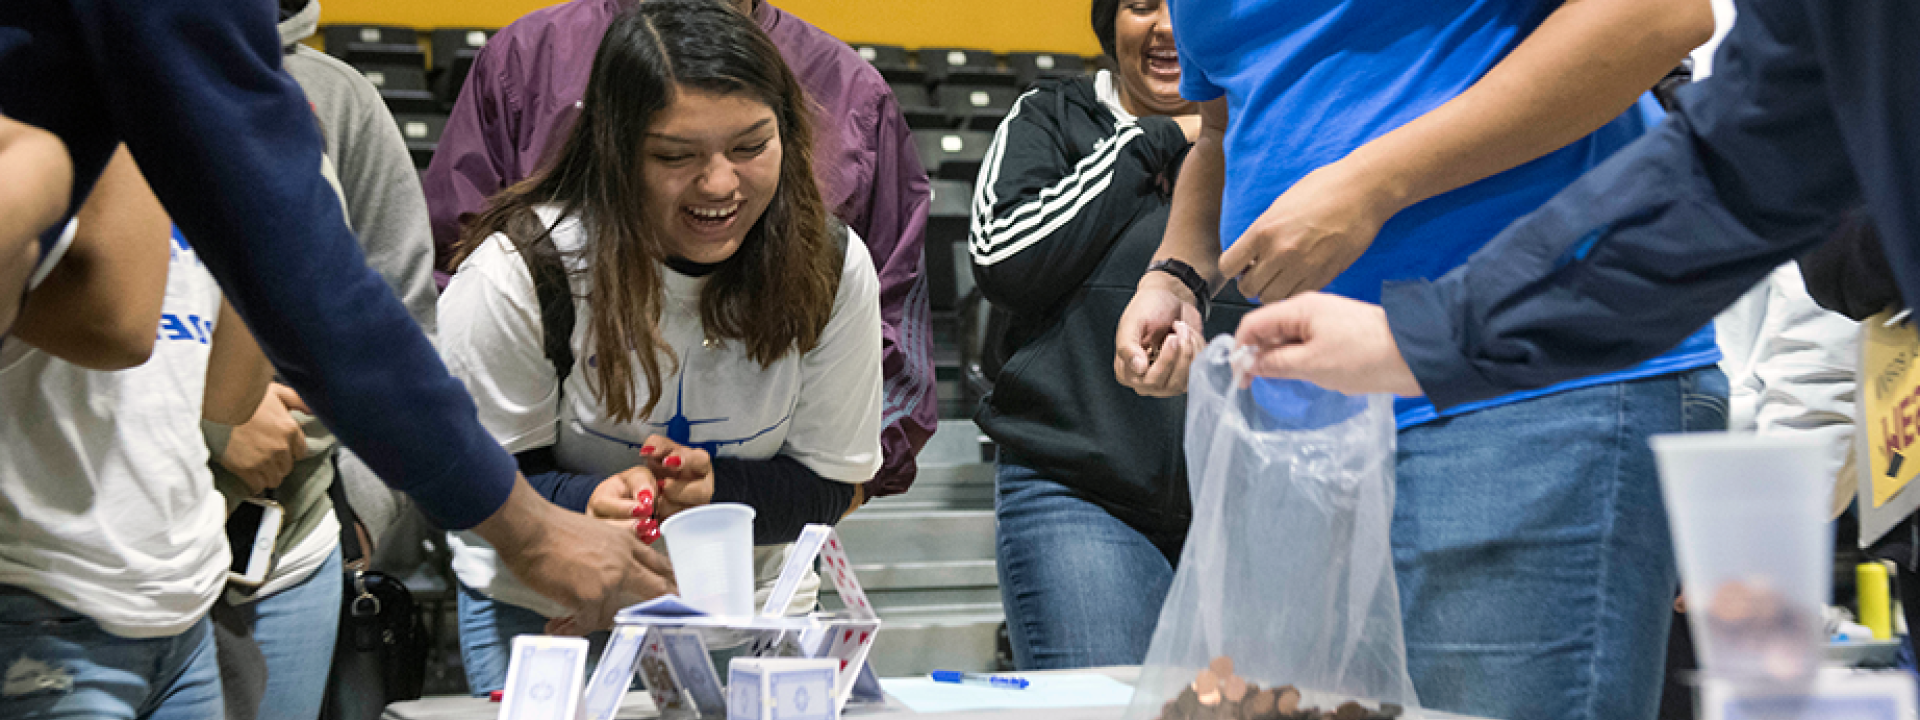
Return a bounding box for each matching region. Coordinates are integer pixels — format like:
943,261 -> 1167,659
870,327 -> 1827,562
639,521 -> 661,544
641,445 -> 655,455
637,490 -> 655,516
489,691 -> 503,703
665,456 -> 682,469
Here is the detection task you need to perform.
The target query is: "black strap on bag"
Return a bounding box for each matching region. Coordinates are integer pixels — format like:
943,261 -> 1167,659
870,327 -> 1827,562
320,469 -> 427,720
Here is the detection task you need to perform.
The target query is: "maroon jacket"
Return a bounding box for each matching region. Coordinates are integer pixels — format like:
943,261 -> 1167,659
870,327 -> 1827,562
421,0 -> 935,495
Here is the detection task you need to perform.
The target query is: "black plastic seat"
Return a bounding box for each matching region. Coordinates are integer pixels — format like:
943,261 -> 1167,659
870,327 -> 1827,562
919,47 -> 1016,87
913,129 -> 994,183
429,28 -> 493,107
889,83 -> 950,130
323,25 -> 425,69
391,112 -> 448,169
852,43 -> 923,84
937,85 -> 1021,131
355,64 -> 438,114
925,179 -> 975,313
1007,52 -> 1087,88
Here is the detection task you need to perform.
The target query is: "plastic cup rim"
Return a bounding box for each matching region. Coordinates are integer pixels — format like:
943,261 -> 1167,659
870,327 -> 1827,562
658,501 -> 757,536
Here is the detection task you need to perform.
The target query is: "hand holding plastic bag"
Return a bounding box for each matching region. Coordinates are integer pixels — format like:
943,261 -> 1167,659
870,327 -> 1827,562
1126,336 -> 1417,720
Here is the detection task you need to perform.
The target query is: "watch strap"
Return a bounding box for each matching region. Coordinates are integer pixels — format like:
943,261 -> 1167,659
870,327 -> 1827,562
1147,258 -> 1210,322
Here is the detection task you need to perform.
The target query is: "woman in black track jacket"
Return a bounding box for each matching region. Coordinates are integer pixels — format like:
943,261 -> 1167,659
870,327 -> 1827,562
967,0 -> 1251,670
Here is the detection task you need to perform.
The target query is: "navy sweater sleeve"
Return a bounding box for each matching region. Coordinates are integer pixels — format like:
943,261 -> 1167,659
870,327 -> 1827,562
516,447 -> 601,514
1,1 -> 515,528
1383,0 -> 1901,411
710,457 -> 857,545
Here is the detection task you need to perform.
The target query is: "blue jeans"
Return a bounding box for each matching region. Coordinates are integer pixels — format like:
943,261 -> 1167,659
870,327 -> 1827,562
994,462 -> 1182,670
0,587 -> 224,720
455,580 -> 629,696
1394,367 -> 1727,720
454,580 -> 553,695
249,548 -> 342,720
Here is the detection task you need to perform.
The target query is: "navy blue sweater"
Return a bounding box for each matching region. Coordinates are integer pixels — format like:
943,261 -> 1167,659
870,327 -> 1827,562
1387,0 -> 1920,410
0,0 -> 513,529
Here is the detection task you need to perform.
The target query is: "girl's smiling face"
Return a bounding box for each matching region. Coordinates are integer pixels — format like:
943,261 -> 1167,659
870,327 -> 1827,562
640,85 -> 783,264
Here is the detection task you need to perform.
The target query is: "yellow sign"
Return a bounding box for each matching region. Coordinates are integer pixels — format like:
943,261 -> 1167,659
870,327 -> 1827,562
1863,310 -> 1920,507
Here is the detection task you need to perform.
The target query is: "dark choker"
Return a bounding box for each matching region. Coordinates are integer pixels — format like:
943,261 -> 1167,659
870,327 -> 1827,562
665,256 -> 723,278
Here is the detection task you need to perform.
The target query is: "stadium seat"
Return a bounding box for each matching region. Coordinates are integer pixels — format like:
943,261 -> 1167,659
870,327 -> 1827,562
936,85 -> 1020,131
924,179 -> 974,314
888,83 -> 950,130
322,24 -> 426,69
429,28 -> 493,107
918,47 -> 1016,87
1006,52 -> 1087,88
913,129 -> 994,183
391,112 -> 448,169
355,64 -> 439,115
851,43 -> 923,84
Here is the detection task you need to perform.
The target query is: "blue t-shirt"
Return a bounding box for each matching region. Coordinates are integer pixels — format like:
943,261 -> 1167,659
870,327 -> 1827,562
1170,0 -> 1718,426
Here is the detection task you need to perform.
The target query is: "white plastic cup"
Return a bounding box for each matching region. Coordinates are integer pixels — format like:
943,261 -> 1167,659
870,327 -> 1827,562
1650,433 -> 1830,685
659,503 -> 757,619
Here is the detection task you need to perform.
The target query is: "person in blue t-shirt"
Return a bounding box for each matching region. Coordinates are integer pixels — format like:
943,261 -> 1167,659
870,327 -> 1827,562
1114,1 -> 1721,719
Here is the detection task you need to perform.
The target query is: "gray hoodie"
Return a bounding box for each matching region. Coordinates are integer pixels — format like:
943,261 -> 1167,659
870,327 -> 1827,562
279,0 -> 438,338
207,0 -> 434,575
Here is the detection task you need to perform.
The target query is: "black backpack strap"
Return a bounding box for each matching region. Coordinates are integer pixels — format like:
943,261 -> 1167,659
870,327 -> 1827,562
828,217 -> 850,259
511,211 -> 577,387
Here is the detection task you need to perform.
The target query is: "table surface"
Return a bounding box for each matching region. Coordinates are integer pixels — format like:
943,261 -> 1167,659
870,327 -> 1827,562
384,667 -> 1495,720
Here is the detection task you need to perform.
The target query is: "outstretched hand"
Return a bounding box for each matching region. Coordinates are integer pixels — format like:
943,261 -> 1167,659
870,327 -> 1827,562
475,477 -> 676,633
1231,292 -> 1423,397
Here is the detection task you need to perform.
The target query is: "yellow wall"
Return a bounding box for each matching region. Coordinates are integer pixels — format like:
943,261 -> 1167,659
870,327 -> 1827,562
316,0 -> 1102,56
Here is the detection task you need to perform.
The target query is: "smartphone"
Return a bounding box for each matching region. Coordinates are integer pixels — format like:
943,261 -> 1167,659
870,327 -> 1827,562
227,497 -> 283,587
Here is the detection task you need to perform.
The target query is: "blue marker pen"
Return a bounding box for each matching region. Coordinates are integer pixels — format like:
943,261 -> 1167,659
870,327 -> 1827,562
930,670 -> 1030,690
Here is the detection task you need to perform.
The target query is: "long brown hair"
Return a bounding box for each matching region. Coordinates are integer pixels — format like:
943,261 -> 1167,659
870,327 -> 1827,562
453,0 -> 840,423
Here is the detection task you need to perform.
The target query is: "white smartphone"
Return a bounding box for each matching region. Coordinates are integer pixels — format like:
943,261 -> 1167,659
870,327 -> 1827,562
226,497 -> 283,587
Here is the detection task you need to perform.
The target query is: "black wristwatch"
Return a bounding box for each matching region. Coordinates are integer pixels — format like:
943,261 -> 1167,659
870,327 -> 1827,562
1146,258 -> 1210,322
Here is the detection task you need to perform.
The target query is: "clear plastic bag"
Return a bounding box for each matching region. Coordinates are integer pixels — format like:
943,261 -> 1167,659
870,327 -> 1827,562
1125,336 -> 1418,720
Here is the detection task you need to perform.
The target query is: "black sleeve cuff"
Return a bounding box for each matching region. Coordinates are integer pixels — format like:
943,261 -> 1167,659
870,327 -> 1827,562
709,456 -> 859,545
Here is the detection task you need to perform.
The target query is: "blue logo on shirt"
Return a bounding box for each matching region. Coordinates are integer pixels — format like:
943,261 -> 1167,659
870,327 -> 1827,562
157,313 -> 214,345
574,369 -> 790,454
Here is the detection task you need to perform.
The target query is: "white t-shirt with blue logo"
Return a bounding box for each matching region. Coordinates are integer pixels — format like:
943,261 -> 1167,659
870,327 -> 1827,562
439,208 -> 883,618
0,227 -> 228,638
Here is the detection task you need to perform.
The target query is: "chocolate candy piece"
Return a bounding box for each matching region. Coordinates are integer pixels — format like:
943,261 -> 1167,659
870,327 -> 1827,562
1243,688 -> 1283,720
1172,687 -> 1201,720
1194,669 -> 1223,706
1333,701 -> 1368,720
1209,655 -> 1236,678
1273,686 -> 1301,715
1223,676 -> 1249,704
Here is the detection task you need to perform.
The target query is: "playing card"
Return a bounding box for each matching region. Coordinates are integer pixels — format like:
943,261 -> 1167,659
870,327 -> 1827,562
818,533 -> 875,620
497,635 -> 587,720
637,630 -> 690,719
659,629 -> 726,718
819,620 -> 879,708
578,626 -> 645,720
760,525 -> 833,617
745,628 -> 790,658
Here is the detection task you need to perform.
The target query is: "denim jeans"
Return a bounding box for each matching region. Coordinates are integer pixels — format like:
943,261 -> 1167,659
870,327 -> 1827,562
454,580 -> 553,695
456,579 -> 633,696
0,587 -> 223,720
1394,367 -> 1727,720
249,548 -> 342,720
993,462 -> 1183,670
